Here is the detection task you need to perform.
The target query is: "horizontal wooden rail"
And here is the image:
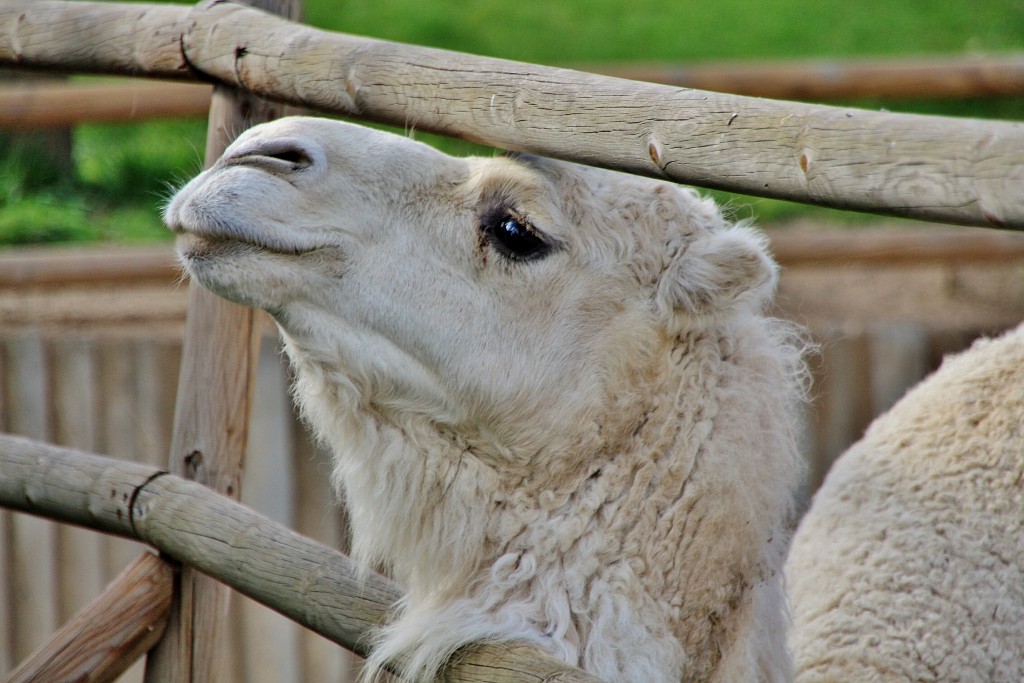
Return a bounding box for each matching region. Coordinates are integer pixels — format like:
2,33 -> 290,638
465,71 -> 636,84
0,80 -> 211,129
2,1 -> 1023,229
0,245 -> 181,287
0,433 -> 601,683
584,53 -> 1024,101
767,225 -> 1024,265
0,2 -> 193,79
3,52 -> 1022,130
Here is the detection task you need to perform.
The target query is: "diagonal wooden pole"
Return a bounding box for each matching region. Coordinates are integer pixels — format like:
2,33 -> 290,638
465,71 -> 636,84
143,3 -> 301,681
3,553 -> 173,683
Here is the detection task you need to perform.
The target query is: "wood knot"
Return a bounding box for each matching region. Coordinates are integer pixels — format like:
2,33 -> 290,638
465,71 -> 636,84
799,151 -> 810,174
184,450 -> 203,477
648,139 -> 663,167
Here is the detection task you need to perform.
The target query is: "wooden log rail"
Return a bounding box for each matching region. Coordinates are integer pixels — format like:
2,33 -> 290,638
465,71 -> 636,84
1,0 -> 1023,229
0,80 -> 212,129
0,433 -> 601,683
2,52 -> 1023,130
586,53 -> 1024,101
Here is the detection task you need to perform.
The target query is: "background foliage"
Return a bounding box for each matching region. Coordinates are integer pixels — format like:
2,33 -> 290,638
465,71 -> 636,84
2,0 -> 1023,245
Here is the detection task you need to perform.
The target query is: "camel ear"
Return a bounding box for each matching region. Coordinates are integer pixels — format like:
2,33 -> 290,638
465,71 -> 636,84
655,225 -> 777,327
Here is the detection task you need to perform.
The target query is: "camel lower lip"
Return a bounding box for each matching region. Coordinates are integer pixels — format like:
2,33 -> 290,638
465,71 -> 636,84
176,233 -> 308,259
176,233 -> 248,260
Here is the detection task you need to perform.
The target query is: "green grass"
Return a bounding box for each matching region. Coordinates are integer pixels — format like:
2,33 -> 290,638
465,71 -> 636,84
2,0 -> 1023,245
0,119 -> 206,245
308,0 -> 1024,62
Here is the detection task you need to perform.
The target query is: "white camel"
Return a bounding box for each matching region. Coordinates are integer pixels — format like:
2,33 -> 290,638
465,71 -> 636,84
167,116 -> 1024,683
166,117 -> 807,682
786,322 -> 1024,682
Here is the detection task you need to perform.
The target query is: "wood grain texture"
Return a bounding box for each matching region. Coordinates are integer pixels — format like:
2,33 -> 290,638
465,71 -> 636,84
0,435 -> 603,683
767,226 -> 1024,265
0,1 -> 191,78
3,552 -> 173,683
139,150 -> 231,683
2,334 -> 60,663
0,245 -> 179,288
48,338 -> 107,621
2,1 -> 1023,228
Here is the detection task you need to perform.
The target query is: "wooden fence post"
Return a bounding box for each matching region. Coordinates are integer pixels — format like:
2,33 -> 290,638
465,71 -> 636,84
143,2 -> 301,681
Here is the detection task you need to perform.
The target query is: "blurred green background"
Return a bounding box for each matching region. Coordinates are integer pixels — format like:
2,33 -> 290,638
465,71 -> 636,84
2,0 -> 1023,245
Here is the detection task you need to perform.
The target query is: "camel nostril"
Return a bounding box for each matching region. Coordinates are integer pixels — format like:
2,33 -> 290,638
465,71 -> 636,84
265,144 -> 312,168
227,139 -> 317,173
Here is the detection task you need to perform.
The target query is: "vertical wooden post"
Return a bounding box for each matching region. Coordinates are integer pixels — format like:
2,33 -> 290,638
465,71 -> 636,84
143,2 -> 301,681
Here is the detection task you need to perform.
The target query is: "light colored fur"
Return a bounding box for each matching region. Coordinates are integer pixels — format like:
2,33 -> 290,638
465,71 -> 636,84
787,322 -> 1024,682
166,117 -> 807,682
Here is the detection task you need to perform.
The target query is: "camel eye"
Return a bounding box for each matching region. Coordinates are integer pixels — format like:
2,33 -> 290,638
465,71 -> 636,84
481,211 -> 549,261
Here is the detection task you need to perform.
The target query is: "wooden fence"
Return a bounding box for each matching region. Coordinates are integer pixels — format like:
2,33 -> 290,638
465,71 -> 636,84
2,1 -> 1024,682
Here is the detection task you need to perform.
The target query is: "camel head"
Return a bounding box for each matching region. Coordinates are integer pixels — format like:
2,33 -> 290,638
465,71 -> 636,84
166,117 -> 802,682
166,117 -> 776,462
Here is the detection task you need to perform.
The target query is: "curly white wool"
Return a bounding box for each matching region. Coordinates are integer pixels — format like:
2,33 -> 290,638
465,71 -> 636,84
787,322 -> 1024,682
